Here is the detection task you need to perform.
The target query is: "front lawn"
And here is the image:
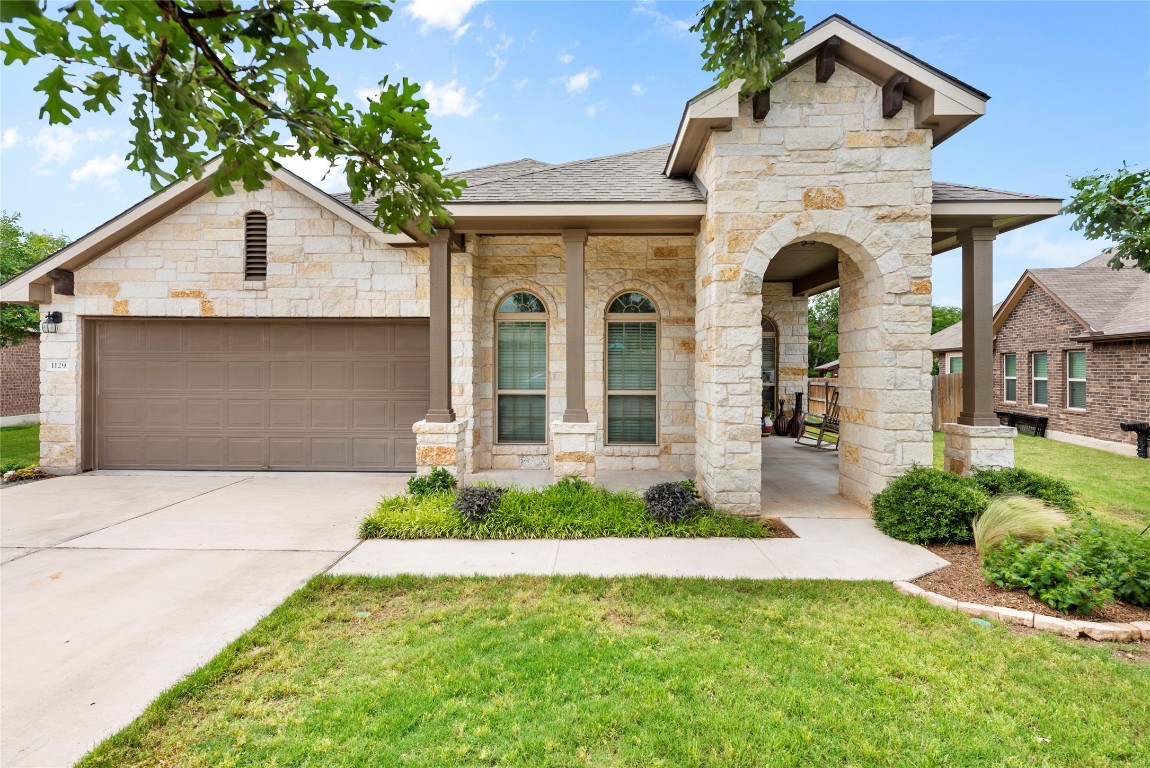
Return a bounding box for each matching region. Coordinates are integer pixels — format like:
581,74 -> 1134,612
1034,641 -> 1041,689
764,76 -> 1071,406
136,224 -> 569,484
361,480 -> 768,539
80,576 -> 1148,768
0,424 -> 39,471
933,431 -> 1150,527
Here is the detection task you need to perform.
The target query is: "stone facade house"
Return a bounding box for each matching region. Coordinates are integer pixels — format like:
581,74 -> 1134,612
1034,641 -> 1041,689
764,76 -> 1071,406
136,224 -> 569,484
1,16 -> 1062,513
932,253 -> 1150,454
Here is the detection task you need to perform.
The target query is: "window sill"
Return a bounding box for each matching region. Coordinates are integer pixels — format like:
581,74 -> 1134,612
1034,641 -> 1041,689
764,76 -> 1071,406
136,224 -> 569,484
602,444 -> 660,456
491,443 -> 548,454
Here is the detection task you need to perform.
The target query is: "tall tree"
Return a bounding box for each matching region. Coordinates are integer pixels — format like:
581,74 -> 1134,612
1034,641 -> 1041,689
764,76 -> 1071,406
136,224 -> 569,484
1064,166 -> 1150,272
807,289 -> 839,372
0,212 -> 69,346
0,0 -> 463,233
692,0 -> 804,94
931,305 -> 961,335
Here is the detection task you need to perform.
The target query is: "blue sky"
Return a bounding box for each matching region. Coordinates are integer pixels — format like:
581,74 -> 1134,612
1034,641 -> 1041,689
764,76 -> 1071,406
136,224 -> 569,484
1,1 -> 1147,307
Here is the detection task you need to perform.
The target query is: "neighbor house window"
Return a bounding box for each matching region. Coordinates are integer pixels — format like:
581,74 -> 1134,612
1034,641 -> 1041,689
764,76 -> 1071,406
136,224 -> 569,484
244,211 -> 268,280
1066,349 -> 1086,409
1031,352 -> 1048,405
1003,353 -> 1017,403
496,292 -> 547,442
606,291 -> 658,444
947,354 -> 963,374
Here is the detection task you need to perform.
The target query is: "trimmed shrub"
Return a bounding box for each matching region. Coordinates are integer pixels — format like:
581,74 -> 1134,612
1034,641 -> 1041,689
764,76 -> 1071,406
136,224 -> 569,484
407,467 -> 456,496
970,467 -> 1079,513
972,495 -> 1068,552
871,465 -> 989,544
452,486 -> 505,523
644,482 -> 702,523
983,517 -> 1150,613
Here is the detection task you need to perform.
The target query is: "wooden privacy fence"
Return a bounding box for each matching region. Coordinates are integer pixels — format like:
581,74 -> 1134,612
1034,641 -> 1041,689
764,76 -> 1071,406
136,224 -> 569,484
932,373 -> 962,431
807,379 -> 839,417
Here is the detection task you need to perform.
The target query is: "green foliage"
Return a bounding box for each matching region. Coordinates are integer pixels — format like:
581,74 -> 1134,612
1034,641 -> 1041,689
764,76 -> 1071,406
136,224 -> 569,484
1064,165 -> 1150,272
871,465 -> 989,544
361,480 -> 768,540
970,467 -> 1080,513
1,1 -> 464,233
451,486 -> 505,524
692,0 -> 804,95
406,467 -> 456,497
983,517 -> 1150,612
0,212 -> 68,346
642,481 -> 702,524
972,495 -> 1068,553
930,305 -> 961,335
807,289 -> 838,371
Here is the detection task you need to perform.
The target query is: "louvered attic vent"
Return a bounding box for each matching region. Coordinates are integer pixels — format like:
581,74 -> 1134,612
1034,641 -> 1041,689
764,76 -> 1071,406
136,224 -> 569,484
244,211 -> 268,280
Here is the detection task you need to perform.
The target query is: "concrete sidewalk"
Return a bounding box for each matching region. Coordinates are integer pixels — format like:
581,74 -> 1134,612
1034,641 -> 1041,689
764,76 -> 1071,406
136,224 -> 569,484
330,517 -> 949,582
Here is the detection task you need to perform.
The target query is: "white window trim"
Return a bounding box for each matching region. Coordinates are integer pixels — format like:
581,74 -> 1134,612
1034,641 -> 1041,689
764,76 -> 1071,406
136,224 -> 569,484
605,293 -> 660,446
494,293 -> 549,444
1066,349 -> 1086,411
1002,353 -> 1017,403
1031,352 -> 1048,407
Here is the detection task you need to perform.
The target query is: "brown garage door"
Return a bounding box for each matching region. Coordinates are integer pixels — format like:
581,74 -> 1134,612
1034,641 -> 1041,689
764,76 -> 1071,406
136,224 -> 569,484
90,319 -> 429,471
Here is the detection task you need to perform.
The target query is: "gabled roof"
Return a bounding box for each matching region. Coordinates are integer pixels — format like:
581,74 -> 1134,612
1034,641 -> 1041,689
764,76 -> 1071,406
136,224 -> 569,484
931,182 -> 1057,203
666,14 -> 990,177
931,252 -> 1150,350
0,161 -> 416,305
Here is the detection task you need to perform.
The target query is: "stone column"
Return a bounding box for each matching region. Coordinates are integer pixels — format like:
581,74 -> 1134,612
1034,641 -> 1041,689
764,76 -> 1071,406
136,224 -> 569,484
561,229 -> 588,423
425,231 -> 455,423
958,227 -> 999,426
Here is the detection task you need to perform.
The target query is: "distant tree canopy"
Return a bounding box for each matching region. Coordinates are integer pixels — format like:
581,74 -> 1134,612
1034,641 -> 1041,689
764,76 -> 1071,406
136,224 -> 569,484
0,212 -> 69,346
0,0 -> 463,233
931,306 -> 962,335
807,290 -> 839,372
1065,166 -> 1150,273
693,0 -> 804,95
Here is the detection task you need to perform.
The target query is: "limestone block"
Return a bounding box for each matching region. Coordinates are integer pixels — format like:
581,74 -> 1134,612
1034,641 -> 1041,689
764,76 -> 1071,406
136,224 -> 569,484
1073,621 -> 1141,642
1033,614 -> 1080,638
922,592 -> 958,611
1130,621 -> 1150,641
892,581 -> 924,597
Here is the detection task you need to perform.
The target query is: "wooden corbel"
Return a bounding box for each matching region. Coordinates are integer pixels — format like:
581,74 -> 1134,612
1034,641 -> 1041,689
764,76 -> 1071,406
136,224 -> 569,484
882,72 -> 911,118
47,269 -> 75,296
815,36 -> 842,83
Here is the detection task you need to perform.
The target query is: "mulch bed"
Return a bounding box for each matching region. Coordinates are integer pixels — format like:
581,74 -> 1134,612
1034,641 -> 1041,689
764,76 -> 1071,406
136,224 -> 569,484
761,517 -> 799,538
915,543 -> 1150,624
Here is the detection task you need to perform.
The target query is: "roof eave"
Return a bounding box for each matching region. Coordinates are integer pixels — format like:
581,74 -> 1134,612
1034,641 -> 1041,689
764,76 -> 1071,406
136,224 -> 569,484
930,199 -> 1063,256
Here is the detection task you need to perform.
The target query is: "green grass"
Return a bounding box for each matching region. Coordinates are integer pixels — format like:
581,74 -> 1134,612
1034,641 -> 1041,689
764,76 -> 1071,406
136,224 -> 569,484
933,432 -> 1150,527
0,424 -> 39,471
79,576 -> 1149,768
361,481 -> 768,539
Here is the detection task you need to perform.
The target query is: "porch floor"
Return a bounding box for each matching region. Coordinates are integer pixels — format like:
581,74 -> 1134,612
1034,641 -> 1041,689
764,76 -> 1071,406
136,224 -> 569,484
760,437 -> 870,519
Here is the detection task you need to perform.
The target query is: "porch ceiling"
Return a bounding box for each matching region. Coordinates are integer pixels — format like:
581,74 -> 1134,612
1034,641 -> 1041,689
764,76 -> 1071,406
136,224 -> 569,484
764,242 -> 841,297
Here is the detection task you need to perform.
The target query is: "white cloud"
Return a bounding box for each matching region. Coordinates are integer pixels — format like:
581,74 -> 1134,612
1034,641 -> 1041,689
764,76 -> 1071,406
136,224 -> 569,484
422,79 -> 480,117
585,102 -> 607,118
482,13 -> 494,29
452,21 -> 472,41
1,128 -> 19,150
556,51 -> 574,64
514,78 -> 531,90
30,126 -> 115,168
69,153 -> 126,190
631,82 -> 647,96
403,0 -> 482,33
280,154 -> 347,193
485,33 -> 514,81
354,86 -> 382,106
561,67 -> 600,95
633,0 -> 692,35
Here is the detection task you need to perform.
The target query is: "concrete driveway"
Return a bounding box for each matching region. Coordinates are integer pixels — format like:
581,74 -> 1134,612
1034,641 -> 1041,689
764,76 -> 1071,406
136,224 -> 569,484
0,471 -> 406,768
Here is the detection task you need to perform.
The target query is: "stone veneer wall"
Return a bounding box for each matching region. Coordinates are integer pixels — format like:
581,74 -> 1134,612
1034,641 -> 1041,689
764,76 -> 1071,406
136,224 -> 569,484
472,234 -> 696,473
693,60 -> 935,513
1,335 -> 41,419
991,283 -> 1148,447
36,179 -> 468,473
761,282 -> 808,409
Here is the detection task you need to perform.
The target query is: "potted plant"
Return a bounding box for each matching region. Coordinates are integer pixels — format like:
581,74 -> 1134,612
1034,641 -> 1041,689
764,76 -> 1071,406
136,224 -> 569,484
762,407 -> 773,435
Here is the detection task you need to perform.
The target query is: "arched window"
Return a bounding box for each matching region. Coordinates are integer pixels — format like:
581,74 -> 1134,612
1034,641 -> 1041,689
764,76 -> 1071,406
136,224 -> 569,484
496,292 -> 547,443
606,291 -> 658,444
244,211 -> 268,280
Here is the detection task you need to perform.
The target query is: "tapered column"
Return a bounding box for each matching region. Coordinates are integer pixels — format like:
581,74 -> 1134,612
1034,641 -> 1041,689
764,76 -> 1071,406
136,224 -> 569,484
425,231 -> 455,423
562,228 -> 589,422
957,227 -> 999,426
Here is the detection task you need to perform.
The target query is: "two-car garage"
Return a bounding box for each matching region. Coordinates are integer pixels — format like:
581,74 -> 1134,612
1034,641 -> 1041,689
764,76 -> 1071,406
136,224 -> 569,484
86,319 -> 430,472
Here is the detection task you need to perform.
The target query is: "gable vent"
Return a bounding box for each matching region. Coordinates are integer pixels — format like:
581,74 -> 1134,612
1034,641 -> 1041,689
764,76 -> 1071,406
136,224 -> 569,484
244,211 -> 268,280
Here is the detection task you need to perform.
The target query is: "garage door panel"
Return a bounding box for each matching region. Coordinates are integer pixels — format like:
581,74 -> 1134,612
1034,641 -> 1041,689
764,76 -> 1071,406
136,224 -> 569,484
94,320 -> 427,471
187,361 -> 226,390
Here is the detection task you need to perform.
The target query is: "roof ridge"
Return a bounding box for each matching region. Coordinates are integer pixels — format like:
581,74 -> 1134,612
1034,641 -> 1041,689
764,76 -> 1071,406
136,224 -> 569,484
467,145 -> 674,190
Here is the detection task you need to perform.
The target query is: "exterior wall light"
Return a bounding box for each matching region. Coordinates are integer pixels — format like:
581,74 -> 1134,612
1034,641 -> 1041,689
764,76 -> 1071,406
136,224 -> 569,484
41,311 -> 63,333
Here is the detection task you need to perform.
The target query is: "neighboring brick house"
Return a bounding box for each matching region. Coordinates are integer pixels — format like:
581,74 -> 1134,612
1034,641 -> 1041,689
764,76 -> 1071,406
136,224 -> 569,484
933,253 -> 1150,453
1,16 -> 1063,512
0,335 -> 40,426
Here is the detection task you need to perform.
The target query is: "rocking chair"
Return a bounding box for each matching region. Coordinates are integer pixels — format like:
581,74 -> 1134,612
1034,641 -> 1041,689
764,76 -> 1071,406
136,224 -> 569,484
795,388 -> 840,451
